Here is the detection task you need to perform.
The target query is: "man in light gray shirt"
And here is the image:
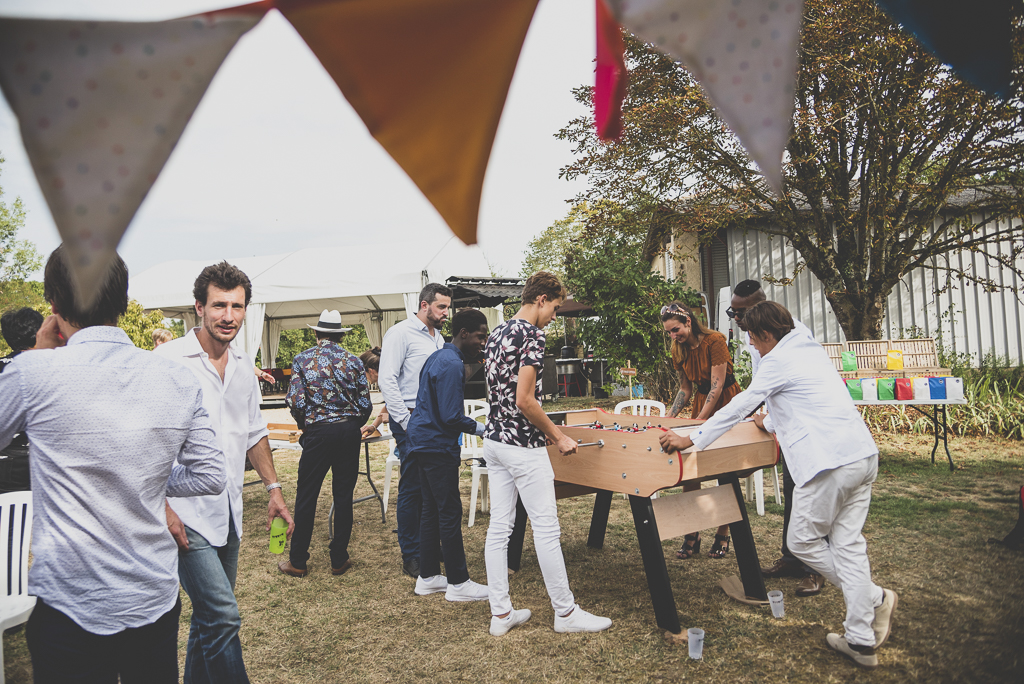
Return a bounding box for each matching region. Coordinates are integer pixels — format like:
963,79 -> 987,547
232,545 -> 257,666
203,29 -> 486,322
379,282 -> 451,578
0,246 -> 225,683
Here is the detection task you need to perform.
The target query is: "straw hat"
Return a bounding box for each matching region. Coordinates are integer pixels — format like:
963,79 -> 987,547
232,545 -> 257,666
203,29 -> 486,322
308,309 -> 352,334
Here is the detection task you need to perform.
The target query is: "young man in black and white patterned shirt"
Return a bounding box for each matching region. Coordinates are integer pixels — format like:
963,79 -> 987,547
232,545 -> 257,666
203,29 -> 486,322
481,271 -> 612,637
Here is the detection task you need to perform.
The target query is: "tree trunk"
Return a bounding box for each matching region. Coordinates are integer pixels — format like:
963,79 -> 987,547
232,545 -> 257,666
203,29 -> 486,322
826,288 -> 890,341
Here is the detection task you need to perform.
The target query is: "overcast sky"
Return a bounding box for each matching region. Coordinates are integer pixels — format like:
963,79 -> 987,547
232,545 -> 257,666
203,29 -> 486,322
0,0 -> 595,279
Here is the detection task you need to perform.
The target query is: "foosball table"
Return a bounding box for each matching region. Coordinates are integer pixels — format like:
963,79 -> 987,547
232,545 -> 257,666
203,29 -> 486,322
505,408 -> 779,635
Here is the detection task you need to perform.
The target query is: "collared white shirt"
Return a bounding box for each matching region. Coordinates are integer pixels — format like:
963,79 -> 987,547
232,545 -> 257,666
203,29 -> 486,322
690,330 -> 877,488
379,316 -> 445,429
155,328 -> 268,546
0,326 -> 225,634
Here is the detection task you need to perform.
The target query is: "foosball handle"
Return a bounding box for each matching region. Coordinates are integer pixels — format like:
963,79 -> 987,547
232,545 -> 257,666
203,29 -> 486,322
576,439 -> 605,448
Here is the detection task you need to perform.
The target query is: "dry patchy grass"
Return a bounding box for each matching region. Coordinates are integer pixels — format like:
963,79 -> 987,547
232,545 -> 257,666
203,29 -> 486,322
3,431 -> 1022,683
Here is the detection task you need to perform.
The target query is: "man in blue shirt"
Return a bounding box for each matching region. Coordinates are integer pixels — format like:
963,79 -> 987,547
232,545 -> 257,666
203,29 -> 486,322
280,310 -> 373,578
407,308 -> 489,601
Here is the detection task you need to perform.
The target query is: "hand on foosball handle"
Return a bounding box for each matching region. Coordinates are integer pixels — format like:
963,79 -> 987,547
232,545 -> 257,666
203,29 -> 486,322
659,430 -> 693,455
551,434 -> 578,455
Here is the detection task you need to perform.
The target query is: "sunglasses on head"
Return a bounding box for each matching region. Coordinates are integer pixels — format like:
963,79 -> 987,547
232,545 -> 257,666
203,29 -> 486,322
660,304 -> 685,317
726,307 -> 745,320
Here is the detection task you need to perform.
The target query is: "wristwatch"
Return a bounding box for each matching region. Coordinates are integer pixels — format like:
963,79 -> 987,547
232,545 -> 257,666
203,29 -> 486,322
265,482 -> 282,493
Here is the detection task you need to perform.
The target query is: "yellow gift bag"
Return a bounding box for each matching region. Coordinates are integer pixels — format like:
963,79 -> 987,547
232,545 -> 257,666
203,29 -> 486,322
886,350 -> 904,370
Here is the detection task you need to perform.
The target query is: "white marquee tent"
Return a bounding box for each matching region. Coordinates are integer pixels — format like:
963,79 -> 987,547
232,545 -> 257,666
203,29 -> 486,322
129,237 -> 492,366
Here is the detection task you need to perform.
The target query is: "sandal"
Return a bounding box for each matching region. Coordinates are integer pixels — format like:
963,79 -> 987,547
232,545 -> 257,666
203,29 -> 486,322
676,532 -> 701,560
709,534 -> 731,559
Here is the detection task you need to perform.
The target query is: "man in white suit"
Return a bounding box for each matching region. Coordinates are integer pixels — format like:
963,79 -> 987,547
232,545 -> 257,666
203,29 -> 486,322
659,300 -> 897,669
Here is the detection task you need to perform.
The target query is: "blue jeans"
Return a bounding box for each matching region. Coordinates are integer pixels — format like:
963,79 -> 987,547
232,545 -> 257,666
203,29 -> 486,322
178,519 -> 249,684
390,418 -> 421,563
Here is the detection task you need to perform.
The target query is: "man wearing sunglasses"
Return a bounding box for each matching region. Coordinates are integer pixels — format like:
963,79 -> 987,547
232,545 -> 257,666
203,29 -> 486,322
730,280 -> 822,595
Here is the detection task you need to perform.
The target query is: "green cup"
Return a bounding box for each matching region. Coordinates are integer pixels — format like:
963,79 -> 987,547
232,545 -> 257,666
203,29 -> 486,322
269,517 -> 287,554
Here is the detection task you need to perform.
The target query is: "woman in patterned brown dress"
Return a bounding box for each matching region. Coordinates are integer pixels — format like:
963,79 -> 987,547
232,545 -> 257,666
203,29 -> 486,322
662,301 -> 742,560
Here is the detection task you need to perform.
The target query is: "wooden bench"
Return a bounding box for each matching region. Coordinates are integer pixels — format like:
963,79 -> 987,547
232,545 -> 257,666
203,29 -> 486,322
824,338 -> 949,378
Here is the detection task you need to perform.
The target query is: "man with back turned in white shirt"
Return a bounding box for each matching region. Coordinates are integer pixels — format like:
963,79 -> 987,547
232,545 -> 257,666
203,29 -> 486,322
0,245 -> 226,683
660,301 -> 897,669
378,283 -> 451,578
157,261 -> 294,684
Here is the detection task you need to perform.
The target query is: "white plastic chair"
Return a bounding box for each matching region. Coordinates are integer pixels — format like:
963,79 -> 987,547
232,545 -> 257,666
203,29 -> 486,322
614,399 -> 666,417
0,491 -> 35,684
463,399 -> 488,416
379,425 -> 401,518
745,465 -> 782,516
464,408 -> 489,526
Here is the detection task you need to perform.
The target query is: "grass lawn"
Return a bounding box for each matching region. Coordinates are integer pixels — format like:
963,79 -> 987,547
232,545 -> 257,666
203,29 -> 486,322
3,424 -> 1022,682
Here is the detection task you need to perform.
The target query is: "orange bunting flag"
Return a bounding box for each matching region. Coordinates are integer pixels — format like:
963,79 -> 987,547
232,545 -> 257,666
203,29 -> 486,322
0,6 -> 266,305
604,0 -> 803,195
595,0 -> 627,141
279,0 -> 540,246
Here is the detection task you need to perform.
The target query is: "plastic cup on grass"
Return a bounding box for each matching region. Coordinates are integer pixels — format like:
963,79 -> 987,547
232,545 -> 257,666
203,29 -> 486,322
687,628 -> 704,659
768,590 -> 785,618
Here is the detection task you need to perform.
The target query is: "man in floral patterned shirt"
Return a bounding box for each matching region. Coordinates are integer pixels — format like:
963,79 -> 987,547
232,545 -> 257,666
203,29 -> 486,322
281,310 -> 372,578
482,271 -> 612,637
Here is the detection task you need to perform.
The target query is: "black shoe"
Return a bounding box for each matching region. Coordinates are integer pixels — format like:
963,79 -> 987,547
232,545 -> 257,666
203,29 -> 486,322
761,557 -> 805,578
403,557 -> 420,579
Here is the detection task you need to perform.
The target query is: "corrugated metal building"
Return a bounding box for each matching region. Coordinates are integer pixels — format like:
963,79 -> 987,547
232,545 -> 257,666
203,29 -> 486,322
706,215 -> 1024,365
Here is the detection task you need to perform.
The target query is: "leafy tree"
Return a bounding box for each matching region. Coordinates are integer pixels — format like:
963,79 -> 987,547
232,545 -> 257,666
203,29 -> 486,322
558,0 -> 1024,340
274,324 -> 372,369
520,204 -> 588,281
561,202 -> 703,402
0,154 -> 45,317
118,300 -> 168,350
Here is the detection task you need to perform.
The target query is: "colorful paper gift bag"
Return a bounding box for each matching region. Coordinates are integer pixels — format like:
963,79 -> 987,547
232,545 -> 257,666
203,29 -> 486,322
878,378 -> 896,400
895,378 -> 913,400
886,350 -> 904,370
945,377 -> 964,401
912,377 -> 930,399
841,351 -> 858,371
861,378 -> 878,401
846,379 -> 863,400
928,377 -> 947,400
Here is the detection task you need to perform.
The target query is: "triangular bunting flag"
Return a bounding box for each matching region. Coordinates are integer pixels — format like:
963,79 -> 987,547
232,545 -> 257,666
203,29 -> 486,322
280,0 -> 540,246
605,0 -> 803,195
873,0 -> 1013,98
595,0 -> 628,141
0,6 -> 265,305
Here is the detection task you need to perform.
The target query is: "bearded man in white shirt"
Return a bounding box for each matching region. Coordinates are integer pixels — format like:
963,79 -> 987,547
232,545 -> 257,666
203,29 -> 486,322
729,279 -> 824,596
157,261 -> 294,684
378,283 -> 451,579
659,301 -> 897,669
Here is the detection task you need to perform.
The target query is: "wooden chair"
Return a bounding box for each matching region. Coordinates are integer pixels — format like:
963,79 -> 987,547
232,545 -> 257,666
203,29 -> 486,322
614,399 -> 667,417
0,491 -> 34,684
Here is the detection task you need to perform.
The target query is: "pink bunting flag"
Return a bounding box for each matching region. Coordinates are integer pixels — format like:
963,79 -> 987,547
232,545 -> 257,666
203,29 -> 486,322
595,0 -> 628,141
0,6 -> 265,305
606,0 -> 804,194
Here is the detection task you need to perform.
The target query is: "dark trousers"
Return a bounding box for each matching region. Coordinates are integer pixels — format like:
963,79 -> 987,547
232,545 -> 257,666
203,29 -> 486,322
27,597 -> 180,684
390,418 -> 422,563
780,452 -> 796,561
0,448 -> 30,494
418,450 -> 469,585
290,420 -> 362,569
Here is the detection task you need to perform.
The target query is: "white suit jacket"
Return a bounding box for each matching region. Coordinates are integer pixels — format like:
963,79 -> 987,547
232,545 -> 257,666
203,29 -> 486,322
690,330 -> 877,487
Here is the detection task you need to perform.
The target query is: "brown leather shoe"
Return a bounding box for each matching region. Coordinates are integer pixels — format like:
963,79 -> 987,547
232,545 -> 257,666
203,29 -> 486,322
761,557 -> 805,578
278,560 -> 308,578
331,559 -> 353,576
796,573 -> 825,597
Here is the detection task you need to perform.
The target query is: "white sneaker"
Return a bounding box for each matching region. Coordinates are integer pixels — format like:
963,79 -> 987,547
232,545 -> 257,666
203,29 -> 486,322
872,588 -> 898,648
445,579 -> 489,602
414,575 -> 448,596
553,604 -> 612,633
489,608 -> 532,636
827,633 -> 878,669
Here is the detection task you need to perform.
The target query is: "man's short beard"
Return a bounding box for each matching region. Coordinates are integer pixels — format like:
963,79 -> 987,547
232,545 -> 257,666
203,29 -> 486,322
427,311 -> 445,328
203,316 -> 239,342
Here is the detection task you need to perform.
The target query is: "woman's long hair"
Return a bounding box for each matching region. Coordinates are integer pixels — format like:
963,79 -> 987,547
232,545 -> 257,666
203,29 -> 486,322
359,347 -> 382,372
661,301 -> 712,369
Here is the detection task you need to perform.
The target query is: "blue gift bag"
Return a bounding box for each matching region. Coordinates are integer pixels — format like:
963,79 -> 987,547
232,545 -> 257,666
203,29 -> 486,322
928,377 -> 947,400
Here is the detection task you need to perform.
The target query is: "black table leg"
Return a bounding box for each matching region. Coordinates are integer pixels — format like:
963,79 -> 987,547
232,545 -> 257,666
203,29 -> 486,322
628,494 -> 681,634
931,404 -> 940,465
587,490 -> 613,549
942,404 -> 954,471
720,475 -> 768,601
351,442 -> 386,524
507,496 -> 528,572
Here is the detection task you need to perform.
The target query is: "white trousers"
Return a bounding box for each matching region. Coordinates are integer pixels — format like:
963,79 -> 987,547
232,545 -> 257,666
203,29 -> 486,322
483,440 -> 576,617
788,454 -> 884,647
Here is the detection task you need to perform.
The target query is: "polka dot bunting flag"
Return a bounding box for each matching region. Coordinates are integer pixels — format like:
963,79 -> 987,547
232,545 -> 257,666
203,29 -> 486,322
605,0 -> 804,195
0,9 -> 264,306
